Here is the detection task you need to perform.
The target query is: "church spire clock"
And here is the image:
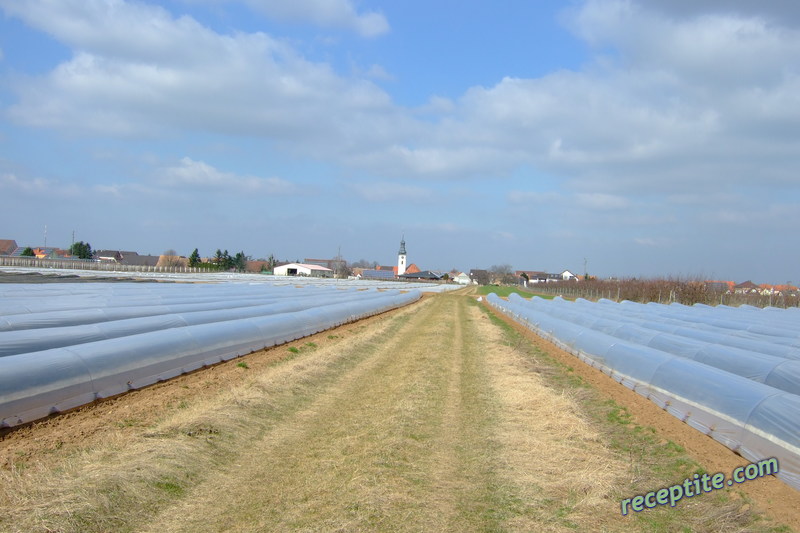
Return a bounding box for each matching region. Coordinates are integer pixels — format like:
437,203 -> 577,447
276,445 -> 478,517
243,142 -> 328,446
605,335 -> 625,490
397,236 -> 407,276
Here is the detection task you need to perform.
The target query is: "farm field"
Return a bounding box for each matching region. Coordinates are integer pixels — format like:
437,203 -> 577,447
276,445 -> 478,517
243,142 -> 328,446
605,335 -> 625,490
0,288 -> 797,532
0,267 -> 463,292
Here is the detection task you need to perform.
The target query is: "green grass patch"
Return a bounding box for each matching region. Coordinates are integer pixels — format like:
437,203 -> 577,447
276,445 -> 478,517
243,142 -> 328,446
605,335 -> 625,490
476,285 -> 555,299
236,361 -> 249,369
605,400 -> 633,426
153,480 -> 185,497
114,418 -> 140,428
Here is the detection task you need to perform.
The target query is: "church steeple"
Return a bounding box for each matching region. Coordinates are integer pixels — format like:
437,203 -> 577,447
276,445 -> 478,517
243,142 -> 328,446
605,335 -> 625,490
397,236 -> 407,276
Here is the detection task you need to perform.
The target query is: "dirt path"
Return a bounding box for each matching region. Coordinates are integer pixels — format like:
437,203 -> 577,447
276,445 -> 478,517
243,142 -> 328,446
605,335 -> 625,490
135,290 -> 622,532
0,290 -> 795,532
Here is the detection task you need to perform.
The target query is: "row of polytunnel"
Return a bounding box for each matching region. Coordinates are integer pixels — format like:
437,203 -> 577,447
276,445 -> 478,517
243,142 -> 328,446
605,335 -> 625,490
0,281 -> 421,428
488,293 -> 800,492
0,266 -> 463,292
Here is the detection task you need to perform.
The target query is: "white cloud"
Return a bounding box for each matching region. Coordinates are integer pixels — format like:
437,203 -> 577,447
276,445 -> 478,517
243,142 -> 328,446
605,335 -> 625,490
508,190 -> 629,210
576,193 -> 629,210
3,0 -> 397,143
571,0 -> 800,87
158,157 -> 298,194
701,202 -> 800,229
241,0 -> 389,37
348,181 -> 433,203
491,231 -> 516,242
3,0 -> 800,198
507,190 -> 562,204
643,0 -> 800,27
92,184 -> 124,197
394,0 -> 800,192
0,173 -> 81,196
362,64 -> 393,81
178,0 -> 389,37
416,95 -> 455,115
433,222 -> 462,233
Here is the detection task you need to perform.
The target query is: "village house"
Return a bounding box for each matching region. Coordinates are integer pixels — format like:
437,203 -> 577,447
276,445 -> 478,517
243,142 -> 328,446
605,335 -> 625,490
734,280 -> 759,294
0,240 -> 18,256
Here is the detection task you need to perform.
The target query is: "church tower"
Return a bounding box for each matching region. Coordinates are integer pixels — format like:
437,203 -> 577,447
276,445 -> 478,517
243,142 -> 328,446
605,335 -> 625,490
397,236 -> 407,276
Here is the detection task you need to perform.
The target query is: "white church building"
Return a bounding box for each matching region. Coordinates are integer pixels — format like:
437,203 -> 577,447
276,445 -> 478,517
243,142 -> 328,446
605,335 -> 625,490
397,237 -> 407,276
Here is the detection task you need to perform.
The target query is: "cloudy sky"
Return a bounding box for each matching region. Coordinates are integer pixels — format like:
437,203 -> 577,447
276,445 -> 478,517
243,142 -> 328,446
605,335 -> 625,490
1,0 -> 799,282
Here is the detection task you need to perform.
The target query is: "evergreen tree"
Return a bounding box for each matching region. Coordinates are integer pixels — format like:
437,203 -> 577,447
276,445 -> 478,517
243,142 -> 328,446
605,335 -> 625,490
21,247 -> 35,257
233,251 -> 247,272
69,241 -> 93,260
188,248 -> 201,267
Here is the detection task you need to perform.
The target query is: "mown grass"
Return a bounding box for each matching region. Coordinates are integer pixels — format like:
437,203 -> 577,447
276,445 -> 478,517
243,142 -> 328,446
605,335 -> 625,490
140,292 -> 522,532
476,300 -> 789,532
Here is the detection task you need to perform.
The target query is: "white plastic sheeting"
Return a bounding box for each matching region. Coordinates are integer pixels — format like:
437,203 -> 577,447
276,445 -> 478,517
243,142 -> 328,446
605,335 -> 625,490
487,293 -> 800,491
506,295 -> 800,395
0,266 -> 464,292
0,282 -> 421,428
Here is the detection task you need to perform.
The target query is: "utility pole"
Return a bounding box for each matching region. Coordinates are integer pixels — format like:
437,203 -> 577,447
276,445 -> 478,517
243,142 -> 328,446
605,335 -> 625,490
44,225 -> 47,248
72,230 -> 75,252
583,257 -> 588,280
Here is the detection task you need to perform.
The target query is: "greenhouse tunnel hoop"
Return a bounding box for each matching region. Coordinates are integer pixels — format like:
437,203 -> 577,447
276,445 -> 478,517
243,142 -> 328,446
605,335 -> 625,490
0,282 -> 422,429
487,292 -> 800,492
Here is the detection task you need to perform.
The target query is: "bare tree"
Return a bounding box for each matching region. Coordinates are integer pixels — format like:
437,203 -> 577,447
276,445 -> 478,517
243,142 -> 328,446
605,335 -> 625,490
489,264 -> 516,284
331,252 -> 351,279
351,258 -> 379,269
160,249 -> 185,268
469,269 -> 491,285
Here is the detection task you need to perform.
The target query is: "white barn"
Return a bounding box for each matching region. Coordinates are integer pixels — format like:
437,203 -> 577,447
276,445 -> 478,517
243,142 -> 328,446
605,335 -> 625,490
453,272 -> 471,285
273,263 -> 334,278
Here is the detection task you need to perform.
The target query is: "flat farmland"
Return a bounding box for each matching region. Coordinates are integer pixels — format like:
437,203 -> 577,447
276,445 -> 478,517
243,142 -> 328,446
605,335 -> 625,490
0,289 -> 797,532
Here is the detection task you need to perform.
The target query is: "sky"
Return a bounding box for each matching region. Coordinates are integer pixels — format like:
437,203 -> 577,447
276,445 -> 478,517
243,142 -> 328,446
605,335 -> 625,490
1,0 -> 799,283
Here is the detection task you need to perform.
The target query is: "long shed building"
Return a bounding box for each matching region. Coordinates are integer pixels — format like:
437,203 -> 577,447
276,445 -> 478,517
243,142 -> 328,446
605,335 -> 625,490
273,263 -> 334,278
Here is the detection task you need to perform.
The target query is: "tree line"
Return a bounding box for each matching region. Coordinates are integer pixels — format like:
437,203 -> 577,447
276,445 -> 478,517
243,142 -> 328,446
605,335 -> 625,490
188,248 -> 251,272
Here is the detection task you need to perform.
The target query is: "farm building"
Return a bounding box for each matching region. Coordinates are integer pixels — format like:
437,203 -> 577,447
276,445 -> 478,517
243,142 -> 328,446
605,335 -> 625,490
734,280 -> 759,294
453,272 -> 471,285
0,240 -> 18,256
400,270 -> 442,280
359,269 -> 395,280
273,263 -> 333,278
